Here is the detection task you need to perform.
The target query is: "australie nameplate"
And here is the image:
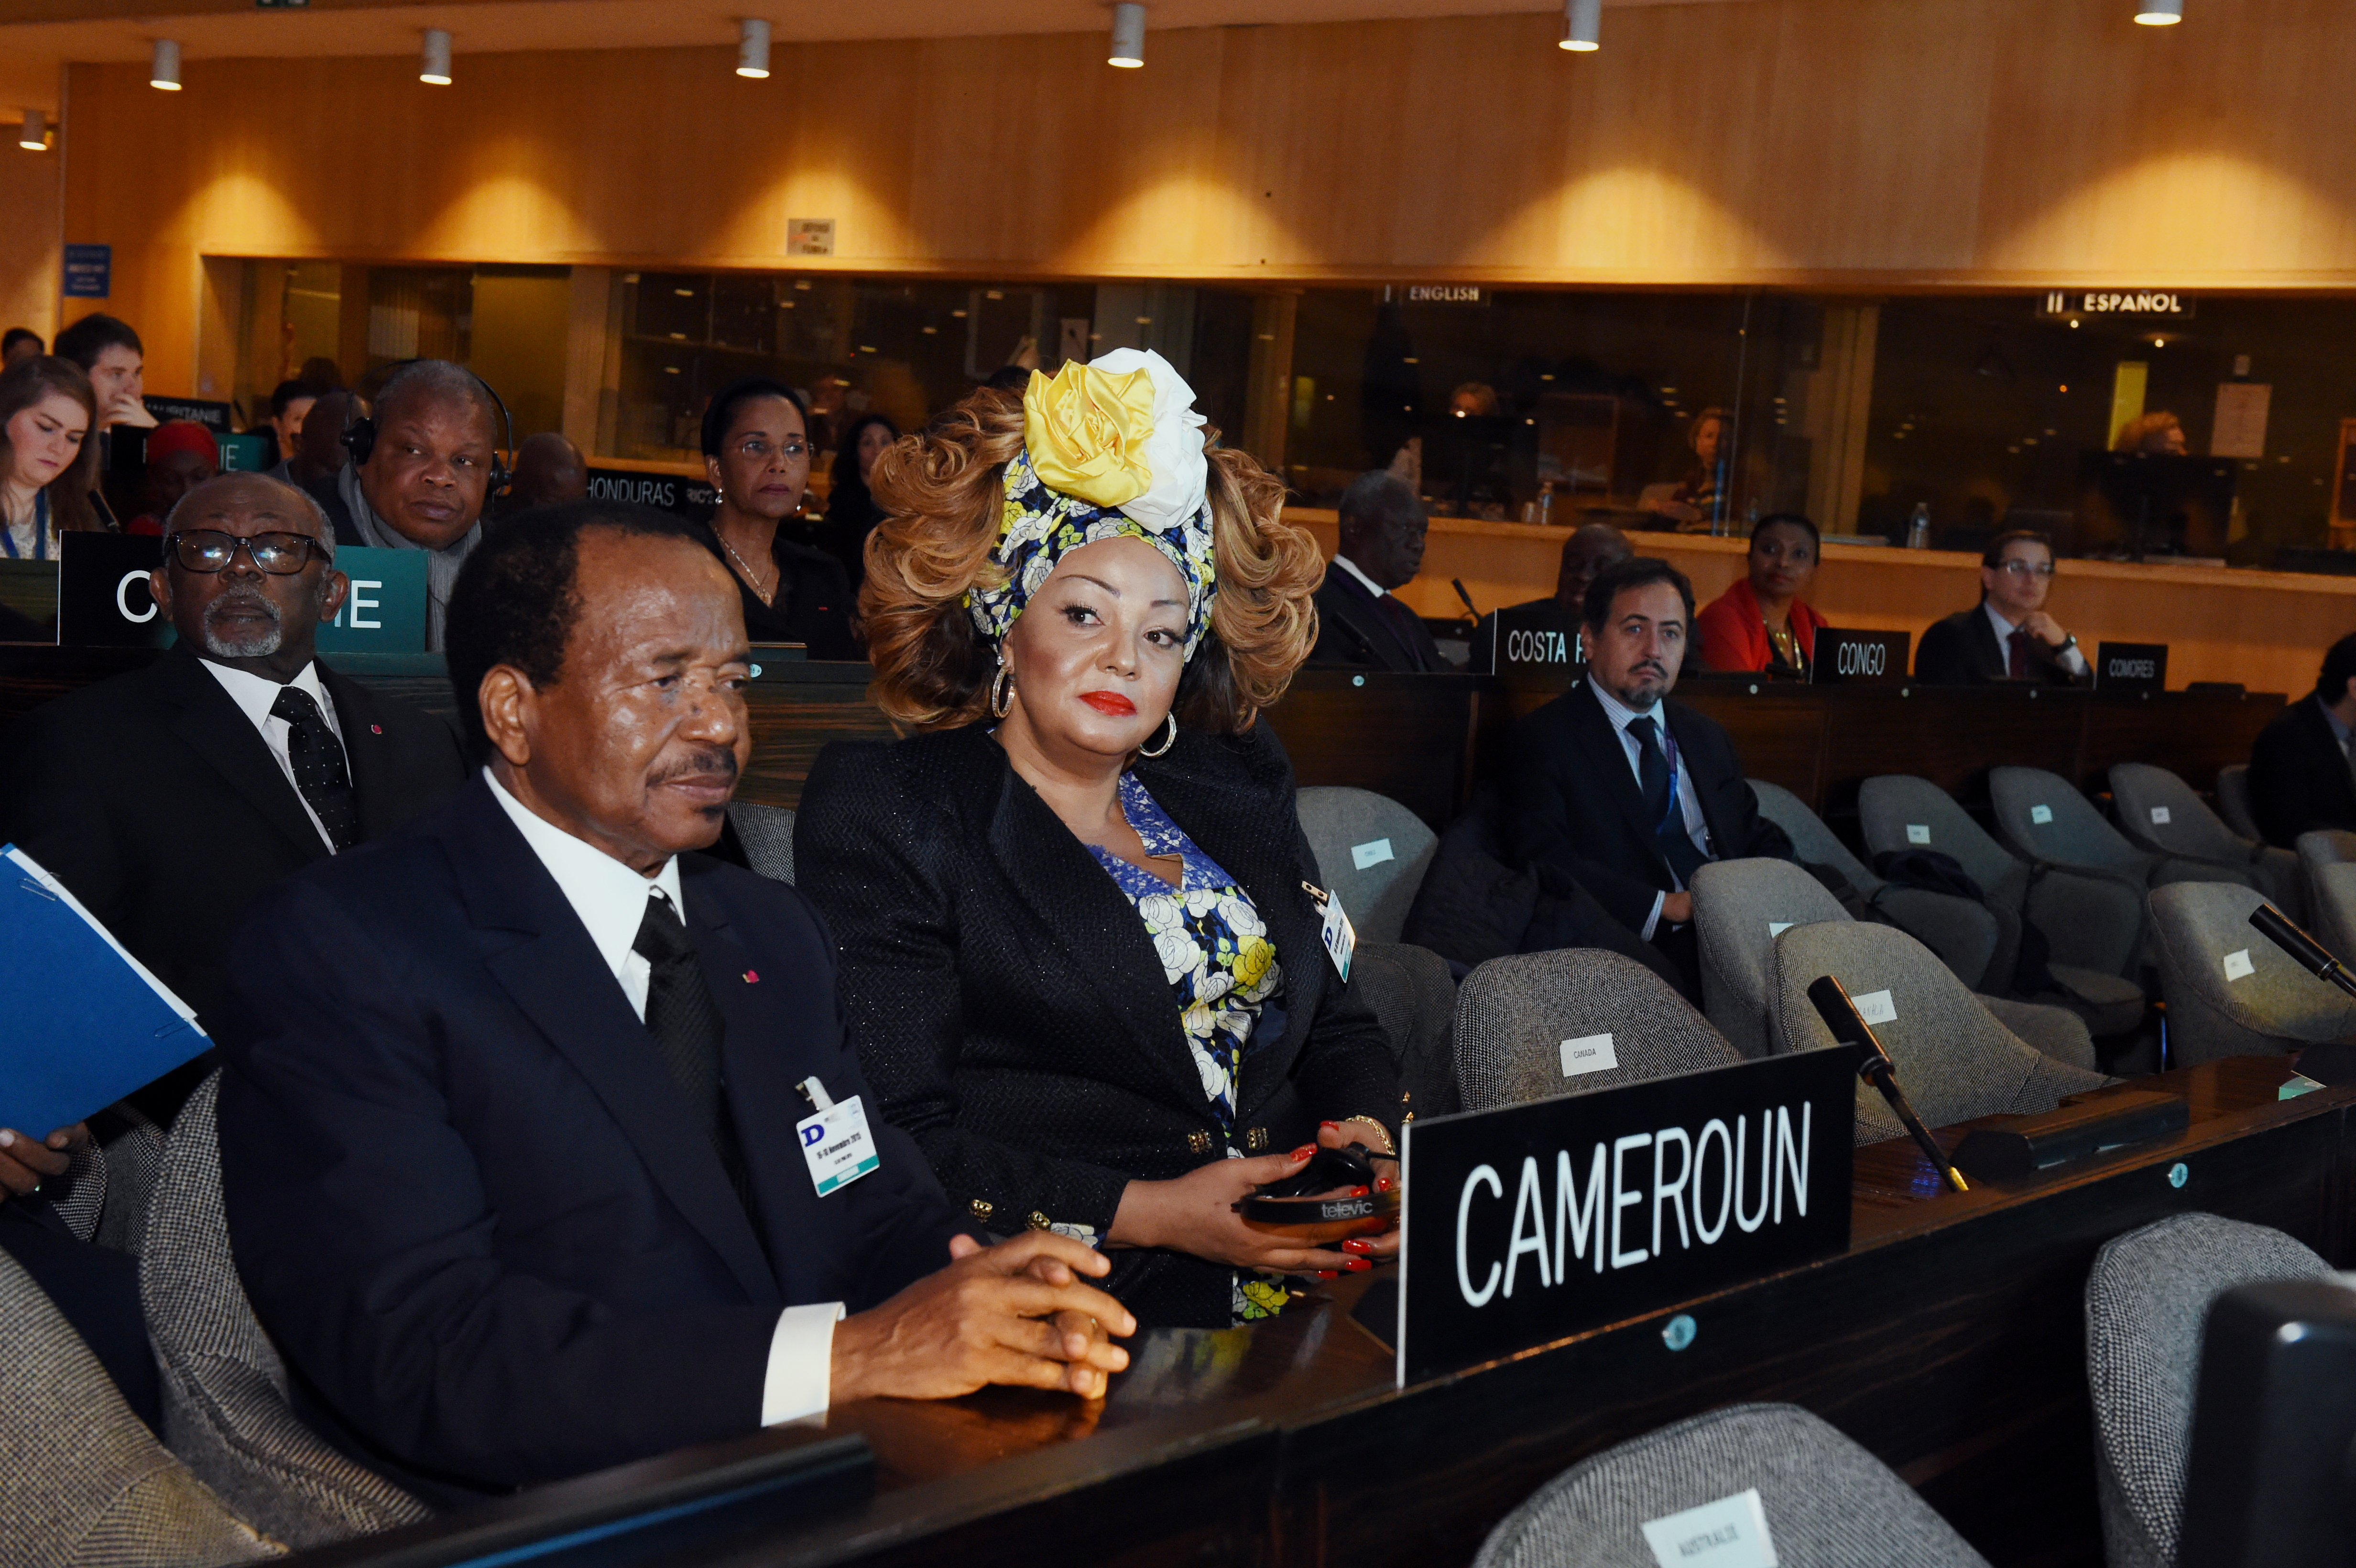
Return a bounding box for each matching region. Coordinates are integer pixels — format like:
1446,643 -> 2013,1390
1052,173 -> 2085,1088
1393,1050 -> 1855,1385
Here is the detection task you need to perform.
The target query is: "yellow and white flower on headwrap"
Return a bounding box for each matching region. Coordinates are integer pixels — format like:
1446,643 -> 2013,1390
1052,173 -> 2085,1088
966,348 -> 1217,658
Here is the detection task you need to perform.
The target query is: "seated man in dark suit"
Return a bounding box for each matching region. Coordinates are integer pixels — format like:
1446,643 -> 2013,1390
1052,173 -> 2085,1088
1914,529 -> 2090,686
216,502 -> 1132,1504
1309,470 -> 1446,671
1504,557 -> 1792,996
2249,632 -> 2356,847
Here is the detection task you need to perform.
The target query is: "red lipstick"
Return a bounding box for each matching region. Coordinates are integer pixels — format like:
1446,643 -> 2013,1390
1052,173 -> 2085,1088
1079,691 -> 1136,717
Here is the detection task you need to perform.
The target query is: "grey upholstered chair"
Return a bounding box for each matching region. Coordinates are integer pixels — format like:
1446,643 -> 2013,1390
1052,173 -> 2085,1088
1988,765 -> 2231,898
1856,774 -> 2147,1034
1693,858 -> 2096,1071
142,1076 -> 430,1548
727,800 -> 797,885
1454,949 -> 1742,1113
1352,941 -> 1461,1119
2311,862 -> 2356,973
2296,829 -> 2356,919
2084,1214 -> 2333,1568
1296,786 -> 1439,946
1771,921 -> 2109,1145
1750,779 -> 2005,992
2108,763 -> 2301,918
1472,1402 -> 1991,1568
2214,764 -> 2262,843
2145,881 -> 2356,1067
0,1247 -> 279,1568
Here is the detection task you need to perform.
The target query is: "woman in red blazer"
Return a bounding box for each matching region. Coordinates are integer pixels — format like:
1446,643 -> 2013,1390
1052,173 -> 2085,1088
1696,512 -> 1827,677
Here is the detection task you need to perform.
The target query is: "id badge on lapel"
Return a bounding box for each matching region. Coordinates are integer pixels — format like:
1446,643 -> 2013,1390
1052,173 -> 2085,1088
795,1077 -> 879,1197
1304,881 -> 1356,982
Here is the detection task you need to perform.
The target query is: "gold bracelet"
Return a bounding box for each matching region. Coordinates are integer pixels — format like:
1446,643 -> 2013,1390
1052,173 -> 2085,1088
1339,1115 -> 1396,1157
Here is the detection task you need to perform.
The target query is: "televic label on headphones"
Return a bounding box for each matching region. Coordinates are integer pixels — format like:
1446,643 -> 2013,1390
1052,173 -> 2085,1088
1393,1050 -> 1854,1385
585,467 -> 719,523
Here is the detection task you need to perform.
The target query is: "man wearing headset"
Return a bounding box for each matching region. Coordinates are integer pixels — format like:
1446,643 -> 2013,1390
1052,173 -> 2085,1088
338,359 -> 508,650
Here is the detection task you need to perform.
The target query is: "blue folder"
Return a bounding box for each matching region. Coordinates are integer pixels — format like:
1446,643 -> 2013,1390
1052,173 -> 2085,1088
1,844 -> 211,1135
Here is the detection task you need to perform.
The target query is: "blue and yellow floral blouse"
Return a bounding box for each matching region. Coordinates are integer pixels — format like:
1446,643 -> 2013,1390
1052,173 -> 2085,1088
1085,772 -> 1292,1321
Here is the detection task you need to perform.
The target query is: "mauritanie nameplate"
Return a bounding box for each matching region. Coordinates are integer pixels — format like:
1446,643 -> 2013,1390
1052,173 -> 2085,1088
1394,1049 -> 1856,1385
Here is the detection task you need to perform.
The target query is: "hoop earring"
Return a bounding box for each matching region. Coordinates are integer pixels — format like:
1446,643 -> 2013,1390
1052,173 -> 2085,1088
989,664 -> 1014,719
1138,712 -> 1178,758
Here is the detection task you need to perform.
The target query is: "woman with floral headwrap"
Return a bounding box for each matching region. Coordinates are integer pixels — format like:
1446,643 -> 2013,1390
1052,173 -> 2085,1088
794,351 -> 1402,1329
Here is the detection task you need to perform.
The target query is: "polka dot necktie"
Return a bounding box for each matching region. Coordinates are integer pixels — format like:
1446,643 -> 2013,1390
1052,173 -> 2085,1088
269,686 -> 358,852
634,891 -> 755,1212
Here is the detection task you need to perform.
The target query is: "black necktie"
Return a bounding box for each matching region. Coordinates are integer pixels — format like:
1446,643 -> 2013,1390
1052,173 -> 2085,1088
632,892 -> 753,1204
2007,627 -> 2031,680
269,687 -> 357,852
1626,714 -> 1709,885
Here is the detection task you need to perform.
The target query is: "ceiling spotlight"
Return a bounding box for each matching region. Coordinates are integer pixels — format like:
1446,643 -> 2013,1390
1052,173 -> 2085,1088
18,109 -> 47,151
1109,3 -> 1145,68
420,28 -> 453,86
1560,0 -> 1601,51
149,39 -> 182,91
736,19 -> 771,78
2134,0 -> 2182,22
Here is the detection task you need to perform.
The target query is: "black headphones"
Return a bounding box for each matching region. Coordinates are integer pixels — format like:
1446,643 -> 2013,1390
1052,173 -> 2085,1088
340,360 -> 516,499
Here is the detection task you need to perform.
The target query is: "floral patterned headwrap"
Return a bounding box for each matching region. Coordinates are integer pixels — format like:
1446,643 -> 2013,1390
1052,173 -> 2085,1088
964,348 -> 1217,660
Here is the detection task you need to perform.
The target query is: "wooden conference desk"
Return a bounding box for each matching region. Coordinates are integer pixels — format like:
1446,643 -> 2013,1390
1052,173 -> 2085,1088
294,1058 -> 2356,1568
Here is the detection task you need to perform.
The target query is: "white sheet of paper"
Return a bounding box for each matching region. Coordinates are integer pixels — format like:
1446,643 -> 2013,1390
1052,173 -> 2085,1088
1853,988 -> 1898,1025
2030,804 -> 2054,825
1905,824 -> 1931,844
2223,948 -> 2255,981
1560,1033 -> 1618,1077
2150,806 -> 2172,825
1640,1489 -> 1778,1568
1350,838 -> 1396,871
1767,921 -> 1793,938
2212,381 -> 2272,460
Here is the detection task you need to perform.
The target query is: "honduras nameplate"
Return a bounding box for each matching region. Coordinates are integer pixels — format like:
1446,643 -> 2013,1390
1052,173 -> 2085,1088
2094,642 -> 2167,696
585,466 -> 720,524
1809,627 -> 1909,686
1489,600 -> 1585,683
1393,1050 -> 1855,1386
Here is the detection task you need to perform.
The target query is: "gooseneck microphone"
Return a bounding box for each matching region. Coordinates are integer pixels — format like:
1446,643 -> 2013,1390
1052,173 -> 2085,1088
2248,904 -> 2356,1001
1451,577 -> 1481,619
1806,974 -> 1970,1193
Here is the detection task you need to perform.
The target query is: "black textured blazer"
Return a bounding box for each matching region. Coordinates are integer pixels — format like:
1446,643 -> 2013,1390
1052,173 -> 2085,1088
795,721 -> 1402,1328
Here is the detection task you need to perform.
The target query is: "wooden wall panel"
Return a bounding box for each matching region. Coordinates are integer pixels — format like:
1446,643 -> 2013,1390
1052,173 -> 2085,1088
0,142 -> 60,346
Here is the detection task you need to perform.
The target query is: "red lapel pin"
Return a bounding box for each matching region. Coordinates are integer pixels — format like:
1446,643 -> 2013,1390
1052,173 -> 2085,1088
370,724 -> 382,734
742,969 -> 760,984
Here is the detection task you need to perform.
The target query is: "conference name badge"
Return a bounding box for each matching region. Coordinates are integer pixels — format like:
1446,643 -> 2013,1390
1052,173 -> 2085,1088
795,1078 -> 879,1197
1306,881 -> 1356,982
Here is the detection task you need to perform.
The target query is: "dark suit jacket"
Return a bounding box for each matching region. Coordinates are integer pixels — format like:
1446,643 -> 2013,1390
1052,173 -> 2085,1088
0,644 -> 465,1038
215,777 -> 969,1503
794,723 -> 1401,1329
1309,566 -> 1443,671
1505,679 -> 1792,936
1913,605 -> 2085,686
2249,696 -> 2356,848
691,522 -> 861,661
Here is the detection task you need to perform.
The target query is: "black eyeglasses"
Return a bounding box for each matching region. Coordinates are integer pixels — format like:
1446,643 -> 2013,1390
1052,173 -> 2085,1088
164,531 -> 326,576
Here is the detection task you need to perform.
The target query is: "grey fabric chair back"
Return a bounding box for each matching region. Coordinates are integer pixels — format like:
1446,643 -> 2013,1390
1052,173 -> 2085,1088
2084,1214 -> 2332,1568
1692,859 -> 1848,1061
1749,778 -> 1882,895
1455,949 -> 1743,1113
727,800 -> 797,885
1351,941 -> 1461,1120
2214,763 -> 2262,842
1472,1402 -> 1991,1568
142,1075 -> 430,1547
2108,763 -> 2253,865
1856,774 -> 2029,911
1988,765 -> 2155,882
2312,862 -> 2356,976
0,1247 -> 278,1568
2146,881 -> 2356,1067
2296,829 -> 2356,922
1771,921 -> 2108,1144
1296,786 -> 1438,947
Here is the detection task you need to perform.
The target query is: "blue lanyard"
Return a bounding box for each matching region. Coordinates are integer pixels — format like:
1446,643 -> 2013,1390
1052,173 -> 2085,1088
1,490 -> 47,560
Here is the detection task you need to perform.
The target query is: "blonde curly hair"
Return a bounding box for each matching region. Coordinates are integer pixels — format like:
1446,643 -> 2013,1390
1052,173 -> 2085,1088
860,385 -> 1322,733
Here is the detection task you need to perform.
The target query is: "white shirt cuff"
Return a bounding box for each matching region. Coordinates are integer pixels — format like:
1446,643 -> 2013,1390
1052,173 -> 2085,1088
2059,643 -> 2090,677
1640,890 -> 1665,942
761,1301 -> 846,1426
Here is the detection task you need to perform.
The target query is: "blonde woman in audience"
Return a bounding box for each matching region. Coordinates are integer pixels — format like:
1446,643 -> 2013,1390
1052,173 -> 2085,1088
795,353 -> 1403,1329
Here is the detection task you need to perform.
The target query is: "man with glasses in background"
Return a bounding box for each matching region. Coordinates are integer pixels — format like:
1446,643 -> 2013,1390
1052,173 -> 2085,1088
1914,529 -> 2090,686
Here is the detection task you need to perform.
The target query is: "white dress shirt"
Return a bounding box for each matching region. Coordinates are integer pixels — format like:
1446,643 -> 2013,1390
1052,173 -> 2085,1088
1587,681 -> 1712,940
1330,553 -> 1390,601
485,768 -> 842,1426
198,658 -> 349,854
1983,601 -> 2090,679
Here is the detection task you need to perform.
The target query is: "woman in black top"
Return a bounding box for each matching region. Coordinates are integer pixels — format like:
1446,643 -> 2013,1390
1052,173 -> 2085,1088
821,412 -> 898,592
697,377 -> 859,660
795,353 -> 1403,1329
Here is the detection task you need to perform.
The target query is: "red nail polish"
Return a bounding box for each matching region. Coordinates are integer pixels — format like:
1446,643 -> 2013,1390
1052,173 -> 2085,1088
1351,1186 -> 1370,1197
1346,1258 -> 1372,1272
1316,1269 -> 1338,1279
1376,1177 -> 1393,1192
1290,1144 -> 1316,1161
1319,1120 -> 1339,1130
1342,1239 -> 1372,1254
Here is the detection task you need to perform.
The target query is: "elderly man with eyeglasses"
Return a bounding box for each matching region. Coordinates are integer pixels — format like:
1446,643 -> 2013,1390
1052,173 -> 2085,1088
0,473 -> 466,1109
1914,528 -> 2090,686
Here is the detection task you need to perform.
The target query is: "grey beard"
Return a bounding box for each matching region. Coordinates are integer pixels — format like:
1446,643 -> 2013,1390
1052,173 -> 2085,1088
198,593 -> 284,659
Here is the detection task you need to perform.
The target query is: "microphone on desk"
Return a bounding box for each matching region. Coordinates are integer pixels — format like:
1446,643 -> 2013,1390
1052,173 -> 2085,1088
2246,903 -> 2356,1087
1450,578 -> 1481,620
1806,974 -> 1970,1193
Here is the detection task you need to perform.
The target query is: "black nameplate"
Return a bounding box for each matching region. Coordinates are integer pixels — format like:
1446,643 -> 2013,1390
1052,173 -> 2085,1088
142,396 -> 233,432
1394,1049 -> 1855,1385
55,533 -> 168,647
1489,600 -> 1584,683
585,466 -> 718,523
1810,627 -> 1909,686
2094,641 -> 2168,695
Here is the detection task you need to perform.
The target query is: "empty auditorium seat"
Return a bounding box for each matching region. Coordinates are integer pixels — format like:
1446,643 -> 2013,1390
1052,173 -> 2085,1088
2107,763 -> 2301,919
2144,882 -> 2356,1067
1454,949 -> 1742,1112
1297,786 -> 1439,946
